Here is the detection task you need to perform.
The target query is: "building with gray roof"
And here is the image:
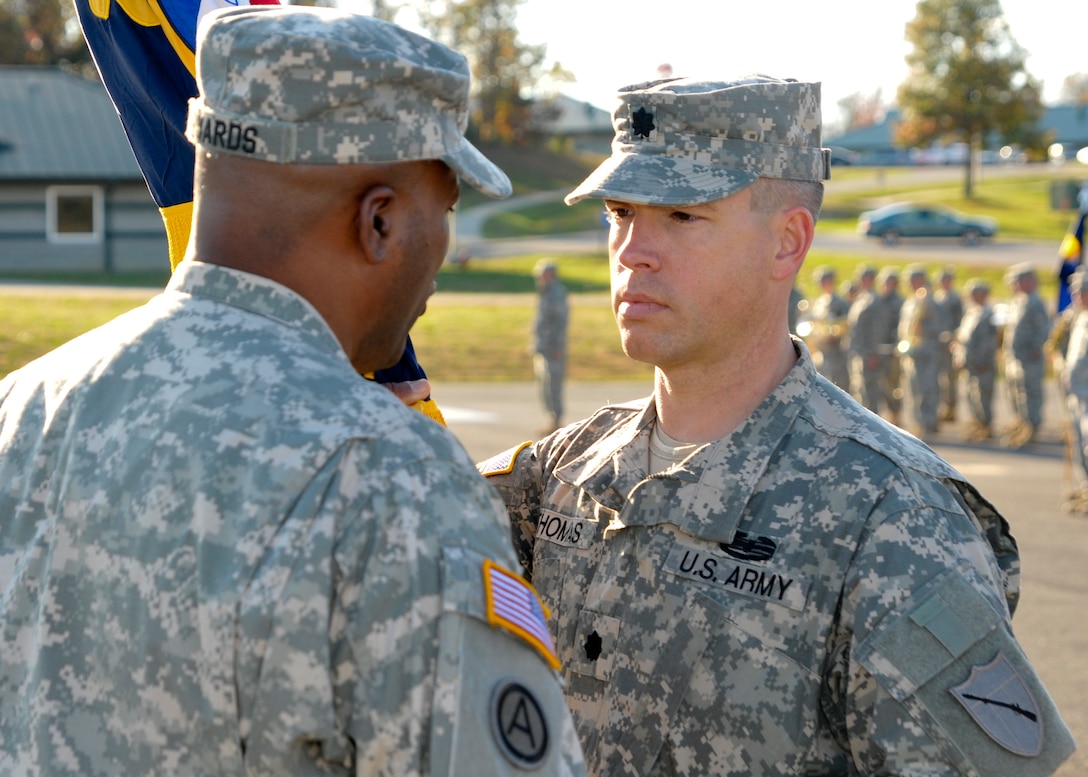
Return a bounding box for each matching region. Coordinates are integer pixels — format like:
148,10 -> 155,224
0,66 -> 167,273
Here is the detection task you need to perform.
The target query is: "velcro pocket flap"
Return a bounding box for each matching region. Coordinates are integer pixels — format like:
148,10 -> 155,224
854,570 -> 1002,701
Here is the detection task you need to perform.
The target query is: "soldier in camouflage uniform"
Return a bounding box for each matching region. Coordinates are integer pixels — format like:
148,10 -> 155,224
1059,270 -> 1088,511
479,76 -> 1074,776
855,263 -> 877,295
1003,263 -> 1052,448
934,267 -> 964,422
847,266 -> 881,411
533,259 -> 570,433
0,8 -> 585,776
808,266 -> 851,391
955,279 -> 999,441
873,267 -> 905,425
898,265 -> 945,436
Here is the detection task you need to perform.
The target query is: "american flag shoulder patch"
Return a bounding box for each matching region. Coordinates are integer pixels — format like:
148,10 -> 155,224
477,441 -> 532,477
482,559 -> 560,670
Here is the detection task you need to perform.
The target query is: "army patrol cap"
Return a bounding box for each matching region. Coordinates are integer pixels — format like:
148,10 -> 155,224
185,6 -> 511,198
1005,262 -> 1036,284
565,75 -> 831,206
1070,269 -> 1088,293
905,264 -> 928,281
533,259 -> 557,277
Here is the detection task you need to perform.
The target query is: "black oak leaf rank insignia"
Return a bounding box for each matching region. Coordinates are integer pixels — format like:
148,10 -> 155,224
632,107 -> 655,139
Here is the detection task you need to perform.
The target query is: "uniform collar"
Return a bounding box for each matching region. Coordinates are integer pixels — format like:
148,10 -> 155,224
554,340 -> 815,545
167,261 -> 347,364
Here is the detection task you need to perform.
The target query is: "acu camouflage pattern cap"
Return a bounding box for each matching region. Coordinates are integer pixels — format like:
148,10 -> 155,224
1069,268 -> 1088,293
185,6 -> 511,198
905,264 -> 928,282
533,258 -> 557,277
965,277 -> 991,294
877,266 -> 900,284
565,75 -> 831,206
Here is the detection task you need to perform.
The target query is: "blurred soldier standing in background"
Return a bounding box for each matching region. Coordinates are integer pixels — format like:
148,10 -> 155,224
788,284 -> 804,335
1003,263 -> 1052,448
853,264 -> 876,302
874,267 -> 905,425
955,279 -> 999,442
848,266 -> 882,412
809,266 -> 851,391
1057,270 -> 1088,511
532,259 -> 570,434
899,265 -> 943,437
839,277 -> 860,307
1046,274 -> 1076,422
934,267 -> 964,423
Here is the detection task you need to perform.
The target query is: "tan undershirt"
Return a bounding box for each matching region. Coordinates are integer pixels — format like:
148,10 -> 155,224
649,420 -> 703,473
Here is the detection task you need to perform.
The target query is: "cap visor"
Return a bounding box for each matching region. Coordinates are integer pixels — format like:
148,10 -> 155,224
565,152 -> 758,206
444,139 -> 512,199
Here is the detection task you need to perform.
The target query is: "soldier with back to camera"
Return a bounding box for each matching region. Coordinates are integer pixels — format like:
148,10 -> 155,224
0,8 -> 585,775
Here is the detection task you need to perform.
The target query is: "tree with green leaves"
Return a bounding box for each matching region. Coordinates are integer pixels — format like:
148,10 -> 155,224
1061,73 -> 1088,105
366,0 -> 401,21
896,0 -> 1042,196
837,89 -> 886,132
0,0 -> 90,69
417,0 -> 547,144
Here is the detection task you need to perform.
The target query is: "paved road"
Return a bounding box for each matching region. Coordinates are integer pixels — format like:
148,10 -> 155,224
438,379 -> 1085,775
455,223 -> 1057,268
451,173 -> 1063,268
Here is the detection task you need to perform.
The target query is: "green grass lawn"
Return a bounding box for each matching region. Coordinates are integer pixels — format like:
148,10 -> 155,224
814,167 -> 1083,241
0,296 -> 152,376
437,253 -> 609,293
412,297 -> 652,382
0,287 -> 652,383
482,198 -> 606,238
0,243 -> 1056,383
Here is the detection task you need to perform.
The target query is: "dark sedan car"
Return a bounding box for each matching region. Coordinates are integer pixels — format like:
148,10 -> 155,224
857,203 -> 998,246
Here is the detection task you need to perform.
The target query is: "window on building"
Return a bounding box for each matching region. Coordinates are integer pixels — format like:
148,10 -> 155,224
46,185 -> 103,244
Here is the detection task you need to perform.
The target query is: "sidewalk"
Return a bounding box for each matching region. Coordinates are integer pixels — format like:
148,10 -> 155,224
437,378 -> 1070,464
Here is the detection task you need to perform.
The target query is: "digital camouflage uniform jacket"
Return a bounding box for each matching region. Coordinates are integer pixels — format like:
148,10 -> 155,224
534,280 -> 569,358
0,262 -> 584,777
1006,291 -> 1052,367
481,342 -> 1075,776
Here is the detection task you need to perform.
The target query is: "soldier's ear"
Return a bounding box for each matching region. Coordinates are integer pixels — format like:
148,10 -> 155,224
357,184 -> 397,264
771,206 -> 814,282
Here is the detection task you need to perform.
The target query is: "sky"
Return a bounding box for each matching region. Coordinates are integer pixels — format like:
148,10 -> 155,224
339,0 -> 1085,128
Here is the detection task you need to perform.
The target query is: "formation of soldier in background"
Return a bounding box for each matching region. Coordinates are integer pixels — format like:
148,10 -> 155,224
794,261 -> 1054,451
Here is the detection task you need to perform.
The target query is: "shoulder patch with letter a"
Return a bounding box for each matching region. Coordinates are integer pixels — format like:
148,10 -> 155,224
491,680 -> 550,769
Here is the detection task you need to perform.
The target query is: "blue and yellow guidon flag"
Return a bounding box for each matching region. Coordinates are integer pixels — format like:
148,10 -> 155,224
1057,211 -> 1086,313
75,0 -> 444,424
